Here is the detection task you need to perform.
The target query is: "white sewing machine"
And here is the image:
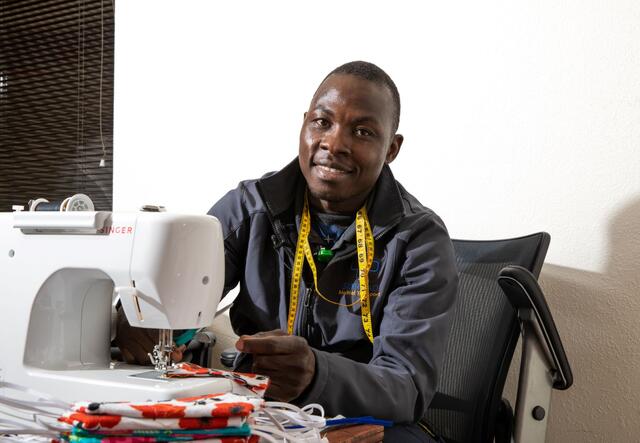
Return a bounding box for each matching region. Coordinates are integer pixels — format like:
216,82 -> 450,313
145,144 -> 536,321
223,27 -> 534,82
0,208 -> 232,402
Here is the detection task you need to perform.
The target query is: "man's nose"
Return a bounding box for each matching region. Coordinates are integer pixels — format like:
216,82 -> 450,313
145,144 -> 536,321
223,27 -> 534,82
320,127 -> 351,155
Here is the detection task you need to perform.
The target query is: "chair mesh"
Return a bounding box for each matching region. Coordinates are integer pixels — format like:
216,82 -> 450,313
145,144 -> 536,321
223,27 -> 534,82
423,234 -> 548,443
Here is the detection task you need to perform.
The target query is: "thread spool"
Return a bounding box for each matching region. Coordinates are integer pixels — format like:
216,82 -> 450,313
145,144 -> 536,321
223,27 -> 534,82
28,198 -> 51,211
34,201 -> 64,211
29,193 -> 95,212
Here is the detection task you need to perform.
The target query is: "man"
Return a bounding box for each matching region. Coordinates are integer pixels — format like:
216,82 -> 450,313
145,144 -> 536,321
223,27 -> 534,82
118,61 -> 458,442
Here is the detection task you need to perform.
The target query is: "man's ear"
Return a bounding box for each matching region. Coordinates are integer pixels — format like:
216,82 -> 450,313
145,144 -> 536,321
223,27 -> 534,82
303,112 -> 307,121
385,134 -> 403,164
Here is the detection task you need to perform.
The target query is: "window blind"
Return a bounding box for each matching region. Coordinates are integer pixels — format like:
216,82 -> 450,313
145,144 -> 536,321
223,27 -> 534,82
0,0 -> 114,212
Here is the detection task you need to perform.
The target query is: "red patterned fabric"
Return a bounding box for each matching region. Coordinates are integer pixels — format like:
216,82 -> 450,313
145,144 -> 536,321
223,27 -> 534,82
59,436 -> 259,443
59,368 -> 268,440
72,392 -> 264,419
59,412 -> 244,431
165,363 -> 269,397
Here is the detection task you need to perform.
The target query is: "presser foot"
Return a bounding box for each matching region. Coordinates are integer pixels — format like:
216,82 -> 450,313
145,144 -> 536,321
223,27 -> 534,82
148,329 -> 176,374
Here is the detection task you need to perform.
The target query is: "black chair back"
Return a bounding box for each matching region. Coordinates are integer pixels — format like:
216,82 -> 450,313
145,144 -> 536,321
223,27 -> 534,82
423,233 -> 550,443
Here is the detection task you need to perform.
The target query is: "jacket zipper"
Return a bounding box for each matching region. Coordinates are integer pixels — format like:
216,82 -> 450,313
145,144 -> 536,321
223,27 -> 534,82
304,287 -> 315,340
297,287 -> 313,338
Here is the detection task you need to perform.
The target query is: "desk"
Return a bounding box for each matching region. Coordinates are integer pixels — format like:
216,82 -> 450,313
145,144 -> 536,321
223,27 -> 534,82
325,424 -> 384,443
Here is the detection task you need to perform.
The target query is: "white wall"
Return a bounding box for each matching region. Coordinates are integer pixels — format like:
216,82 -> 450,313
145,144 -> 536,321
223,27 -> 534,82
114,1 -> 640,441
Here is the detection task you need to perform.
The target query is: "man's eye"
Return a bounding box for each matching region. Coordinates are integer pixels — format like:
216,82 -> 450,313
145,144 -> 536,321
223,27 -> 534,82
355,128 -> 373,137
313,118 -> 329,128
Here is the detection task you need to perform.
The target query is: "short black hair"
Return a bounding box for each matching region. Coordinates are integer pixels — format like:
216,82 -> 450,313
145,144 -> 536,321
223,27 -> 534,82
324,61 -> 401,133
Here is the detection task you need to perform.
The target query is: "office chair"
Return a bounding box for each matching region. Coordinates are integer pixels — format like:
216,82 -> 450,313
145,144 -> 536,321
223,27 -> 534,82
422,232 -> 573,443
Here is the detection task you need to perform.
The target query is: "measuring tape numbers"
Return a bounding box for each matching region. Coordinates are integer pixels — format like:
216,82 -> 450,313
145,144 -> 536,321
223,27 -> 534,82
287,192 -> 375,343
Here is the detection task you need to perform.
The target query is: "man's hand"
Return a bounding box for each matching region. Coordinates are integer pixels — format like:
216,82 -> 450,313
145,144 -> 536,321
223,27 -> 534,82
170,344 -> 187,364
114,306 -> 186,365
235,330 -> 316,402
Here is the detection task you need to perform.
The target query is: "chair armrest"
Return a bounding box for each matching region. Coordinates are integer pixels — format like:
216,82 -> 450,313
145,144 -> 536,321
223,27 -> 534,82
498,265 -> 573,390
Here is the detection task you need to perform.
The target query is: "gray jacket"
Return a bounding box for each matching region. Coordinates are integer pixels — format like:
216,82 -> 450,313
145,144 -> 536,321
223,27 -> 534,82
208,158 -> 458,423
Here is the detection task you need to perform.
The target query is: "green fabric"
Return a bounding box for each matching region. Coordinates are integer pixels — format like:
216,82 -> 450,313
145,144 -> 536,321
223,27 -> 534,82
173,329 -> 197,346
62,423 -> 251,441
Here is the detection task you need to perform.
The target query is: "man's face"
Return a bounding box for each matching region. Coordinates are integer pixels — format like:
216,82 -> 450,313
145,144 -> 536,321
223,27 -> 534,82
299,74 -> 403,214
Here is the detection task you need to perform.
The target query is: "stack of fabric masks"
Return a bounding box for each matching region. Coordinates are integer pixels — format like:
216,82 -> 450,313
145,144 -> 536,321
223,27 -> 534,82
58,392 -> 264,442
1,364 -> 339,442
56,363 -> 270,443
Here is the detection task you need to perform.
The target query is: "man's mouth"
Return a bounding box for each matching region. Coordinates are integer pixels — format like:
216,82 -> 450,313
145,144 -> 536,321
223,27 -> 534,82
312,161 -> 353,180
316,164 -> 349,174
313,160 -> 352,172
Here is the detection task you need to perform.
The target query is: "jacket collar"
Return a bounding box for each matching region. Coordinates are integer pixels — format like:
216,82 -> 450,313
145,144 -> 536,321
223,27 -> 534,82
257,157 -> 406,240
256,158 -> 304,218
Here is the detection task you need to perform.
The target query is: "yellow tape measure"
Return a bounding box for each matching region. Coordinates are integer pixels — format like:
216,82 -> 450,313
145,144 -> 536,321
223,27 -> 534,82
287,192 -> 375,343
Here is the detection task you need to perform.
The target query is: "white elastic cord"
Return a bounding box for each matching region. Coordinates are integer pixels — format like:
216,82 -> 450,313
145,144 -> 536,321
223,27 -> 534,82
34,415 -> 70,432
262,401 -> 326,428
0,418 -> 60,443
0,396 -> 62,417
261,408 -> 287,432
278,409 -> 325,428
0,417 -> 58,434
0,404 -> 64,432
0,380 -> 72,438
0,405 -> 41,424
0,381 -> 331,442
301,403 -> 325,419
0,437 -> 55,443
0,428 -> 58,436
0,410 -> 69,435
251,401 -> 328,443
0,381 -> 71,410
